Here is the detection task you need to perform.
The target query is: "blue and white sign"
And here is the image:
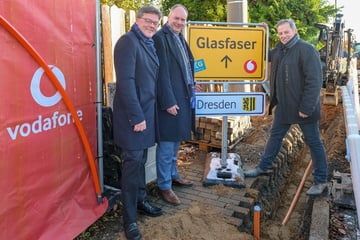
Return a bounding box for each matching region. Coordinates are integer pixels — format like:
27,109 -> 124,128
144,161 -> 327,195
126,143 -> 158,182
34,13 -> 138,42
195,92 -> 266,116
194,59 -> 206,73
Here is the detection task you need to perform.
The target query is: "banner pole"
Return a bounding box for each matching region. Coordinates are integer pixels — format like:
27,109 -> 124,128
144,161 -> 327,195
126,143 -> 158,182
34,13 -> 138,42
95,0 -> 104,194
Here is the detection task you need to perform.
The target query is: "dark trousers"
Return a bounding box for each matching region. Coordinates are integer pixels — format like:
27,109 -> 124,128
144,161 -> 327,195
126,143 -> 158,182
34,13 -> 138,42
120,149 -> 148,225
259,107 -> 327,184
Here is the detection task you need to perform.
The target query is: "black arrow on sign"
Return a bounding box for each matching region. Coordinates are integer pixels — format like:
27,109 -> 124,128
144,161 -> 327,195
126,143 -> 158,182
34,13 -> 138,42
221,55 -> 232,68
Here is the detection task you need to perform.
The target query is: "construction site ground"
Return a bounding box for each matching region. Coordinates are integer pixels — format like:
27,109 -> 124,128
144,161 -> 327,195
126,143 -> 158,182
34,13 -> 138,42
76,97 -> 358,240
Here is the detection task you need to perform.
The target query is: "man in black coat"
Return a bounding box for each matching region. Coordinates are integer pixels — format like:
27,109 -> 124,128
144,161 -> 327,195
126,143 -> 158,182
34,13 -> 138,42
153,4 -> 201,205
244,19 -> 328,196
112,6 -> 162,240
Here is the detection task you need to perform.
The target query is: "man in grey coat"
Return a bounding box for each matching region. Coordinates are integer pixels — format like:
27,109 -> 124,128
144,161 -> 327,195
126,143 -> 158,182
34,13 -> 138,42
153,4 -> 201,205
112,6 -> 162,240
244,19 -> 328,196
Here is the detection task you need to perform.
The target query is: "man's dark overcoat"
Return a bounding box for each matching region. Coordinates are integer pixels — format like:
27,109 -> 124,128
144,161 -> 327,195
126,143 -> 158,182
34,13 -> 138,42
112,30 -> 159,150
269,35 -> 323,124
153,24 -> 195,142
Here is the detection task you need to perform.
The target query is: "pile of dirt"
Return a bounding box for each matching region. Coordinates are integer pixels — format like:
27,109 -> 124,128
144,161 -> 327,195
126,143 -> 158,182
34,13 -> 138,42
140,202 -> 253,240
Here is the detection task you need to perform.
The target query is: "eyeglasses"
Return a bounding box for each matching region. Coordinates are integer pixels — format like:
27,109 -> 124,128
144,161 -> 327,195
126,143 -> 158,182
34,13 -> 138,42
141,18 -> 160,27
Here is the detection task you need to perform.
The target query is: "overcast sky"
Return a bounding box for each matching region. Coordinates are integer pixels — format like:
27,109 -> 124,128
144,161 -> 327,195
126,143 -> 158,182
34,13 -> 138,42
329,0 -> 360,39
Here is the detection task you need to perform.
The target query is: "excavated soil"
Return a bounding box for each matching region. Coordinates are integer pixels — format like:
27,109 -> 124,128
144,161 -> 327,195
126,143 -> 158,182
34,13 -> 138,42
75,101 -> 358,240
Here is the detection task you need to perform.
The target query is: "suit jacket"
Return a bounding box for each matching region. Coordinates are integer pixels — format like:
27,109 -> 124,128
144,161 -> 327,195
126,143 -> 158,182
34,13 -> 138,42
153,24 -> 195,142
112,29 -> 159,150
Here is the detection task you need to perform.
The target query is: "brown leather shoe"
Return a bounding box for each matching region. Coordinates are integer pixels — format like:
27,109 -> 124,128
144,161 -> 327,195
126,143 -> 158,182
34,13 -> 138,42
172,178 -> 193,187
159,189 -> 181,205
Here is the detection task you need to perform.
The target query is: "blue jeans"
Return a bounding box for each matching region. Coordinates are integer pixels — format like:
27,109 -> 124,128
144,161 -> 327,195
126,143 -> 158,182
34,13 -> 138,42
156,141 -> 181,190
258,111 -> 327,184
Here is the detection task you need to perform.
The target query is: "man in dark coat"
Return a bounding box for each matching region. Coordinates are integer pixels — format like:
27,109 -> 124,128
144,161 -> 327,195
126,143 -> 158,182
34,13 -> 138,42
244,19 -> 328,196
112,6 -> 162,240
153,4 -> 201,205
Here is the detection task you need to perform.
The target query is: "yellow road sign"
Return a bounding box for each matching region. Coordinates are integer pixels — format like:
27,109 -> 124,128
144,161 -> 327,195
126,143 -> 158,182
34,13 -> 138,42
188,25 -> 267,81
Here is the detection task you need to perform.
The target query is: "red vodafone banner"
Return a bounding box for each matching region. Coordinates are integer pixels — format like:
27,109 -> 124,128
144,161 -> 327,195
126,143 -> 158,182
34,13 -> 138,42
0,1 -> 107,239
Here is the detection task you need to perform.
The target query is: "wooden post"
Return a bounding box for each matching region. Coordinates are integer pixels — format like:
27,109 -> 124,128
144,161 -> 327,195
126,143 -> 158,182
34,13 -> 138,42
101,5 -> 112,106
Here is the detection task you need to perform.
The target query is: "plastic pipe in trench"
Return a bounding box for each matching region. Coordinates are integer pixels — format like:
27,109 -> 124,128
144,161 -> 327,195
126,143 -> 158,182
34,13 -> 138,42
282,160 -> 313,225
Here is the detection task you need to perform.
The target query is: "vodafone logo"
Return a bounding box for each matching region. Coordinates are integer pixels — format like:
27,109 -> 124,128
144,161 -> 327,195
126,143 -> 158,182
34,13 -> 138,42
31,65 -> 66,107
244,60 -> 257,73
6,65 -> 83,140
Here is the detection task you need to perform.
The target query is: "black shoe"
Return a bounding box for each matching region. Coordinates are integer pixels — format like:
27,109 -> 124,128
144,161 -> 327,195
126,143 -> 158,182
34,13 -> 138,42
137,200 -> 163,217
124,223 -> 142,240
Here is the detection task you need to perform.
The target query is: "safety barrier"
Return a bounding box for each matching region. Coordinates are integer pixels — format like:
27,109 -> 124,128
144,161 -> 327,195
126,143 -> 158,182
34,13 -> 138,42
341,59 -> 360,228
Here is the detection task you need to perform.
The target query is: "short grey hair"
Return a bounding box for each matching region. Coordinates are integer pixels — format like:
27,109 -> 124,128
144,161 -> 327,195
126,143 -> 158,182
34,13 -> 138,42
276,19 -> 297,30
170,4 -> 188,15
136,5 -> 162,19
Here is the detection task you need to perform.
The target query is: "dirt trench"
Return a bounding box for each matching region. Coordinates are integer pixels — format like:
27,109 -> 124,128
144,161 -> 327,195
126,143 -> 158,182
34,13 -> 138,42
76,102 -> 357,240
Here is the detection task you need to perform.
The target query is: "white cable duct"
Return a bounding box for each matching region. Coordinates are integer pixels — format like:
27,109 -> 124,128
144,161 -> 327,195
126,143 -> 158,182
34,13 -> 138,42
341,59 -> 360,228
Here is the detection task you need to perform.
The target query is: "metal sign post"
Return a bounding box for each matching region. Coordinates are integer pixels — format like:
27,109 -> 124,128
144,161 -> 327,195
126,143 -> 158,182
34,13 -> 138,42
221,83 -> 229,168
